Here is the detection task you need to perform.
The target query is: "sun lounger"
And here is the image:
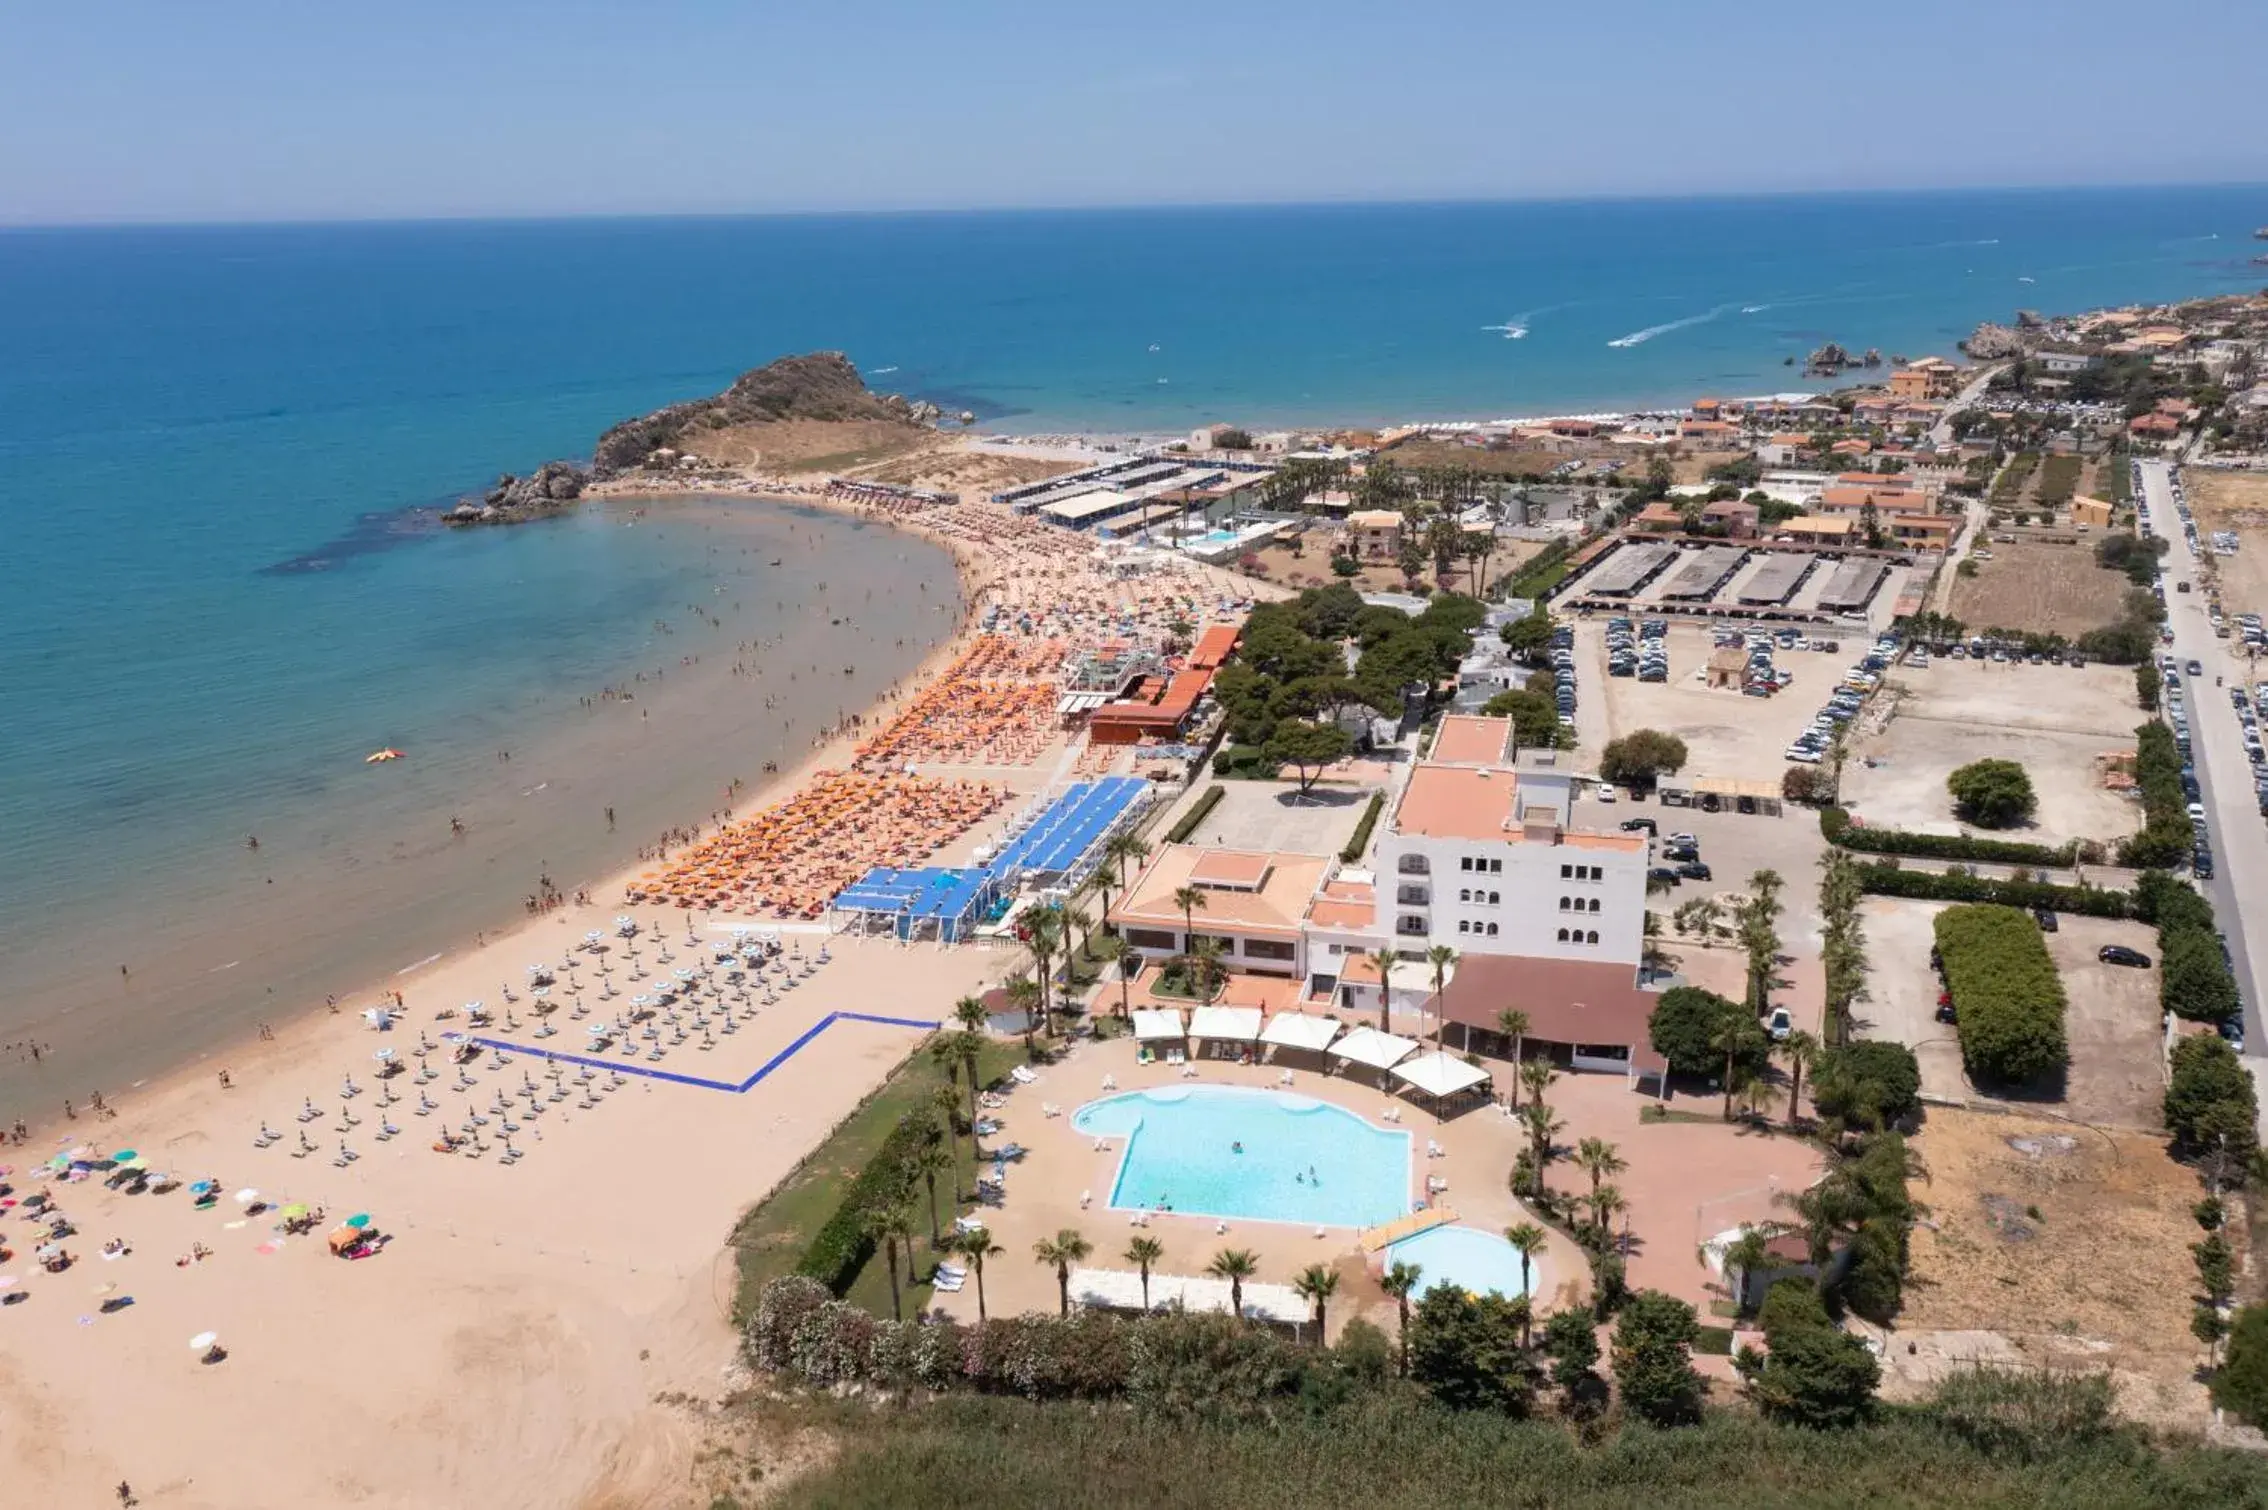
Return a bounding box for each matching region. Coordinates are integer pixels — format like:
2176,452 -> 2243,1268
1079,1190 -> 1091,1209
1100,1075 -> 1116,1091
1278,1070 -> 1294,1086
1010,1065 -> 1039,1085
931,1275 -> 964,1293
1426,1139 -> 1444,1159
1426,1175 -> 1448,1194
1041,1103 -> 1060,1118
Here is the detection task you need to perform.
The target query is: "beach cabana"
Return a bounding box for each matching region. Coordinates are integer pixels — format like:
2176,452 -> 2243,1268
1327,1026 -> 1420,1088
1391,1050 -> 1493,1116
1258,1010 -> 1343,1071
1129,1008 -> 1187,1043
1186,1005 -> 1263,1060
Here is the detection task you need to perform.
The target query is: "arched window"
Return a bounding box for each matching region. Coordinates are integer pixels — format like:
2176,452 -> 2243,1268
1559,897 -> 1571,911
1588,897 -> 1601,914
1586,930 -> 1599,945
1489,891 -> 1501,905
1486,922 -> 1499,936
1556,928 -> 1570,943
1459,888 -> 1471,903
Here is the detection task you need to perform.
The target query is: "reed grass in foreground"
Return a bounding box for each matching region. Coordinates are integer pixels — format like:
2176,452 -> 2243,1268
748,1394 -> 2267,1510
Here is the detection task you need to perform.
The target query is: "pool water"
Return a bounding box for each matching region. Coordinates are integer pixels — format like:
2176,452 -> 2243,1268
1386,1224 -> 1535,1301
1071,1086 -> 1412,1228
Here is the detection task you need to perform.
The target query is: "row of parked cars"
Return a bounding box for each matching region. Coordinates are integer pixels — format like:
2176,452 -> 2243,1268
1606,617 -> 1669,682
1784,634 -> 1901,764
1547,622 -> 1578,729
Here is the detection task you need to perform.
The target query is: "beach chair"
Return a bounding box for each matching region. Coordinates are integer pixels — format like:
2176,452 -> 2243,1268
1100,1074 -> 1116,1091
1426,1139 -> 1444,1159
1010,1065 -> 1039,1086
1041,1103 -> 1060,1119
1427,1175 -> 1448,1194
1079,1190 -> 1091,1209
1278,1070 -> 1294,1087
331,1151 -> 353,1169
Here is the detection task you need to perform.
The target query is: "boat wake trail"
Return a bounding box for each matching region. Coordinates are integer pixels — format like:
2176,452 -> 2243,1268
1607,305 -> 1730,349
1482,307 -> 1541,340
1740,304 -> 1771,315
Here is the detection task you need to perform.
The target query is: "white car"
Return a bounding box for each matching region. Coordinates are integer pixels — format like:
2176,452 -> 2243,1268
1597,784 -> 1619,804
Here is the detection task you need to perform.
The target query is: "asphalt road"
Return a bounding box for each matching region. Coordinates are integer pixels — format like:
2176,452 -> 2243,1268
2141,458 -> 2267,1049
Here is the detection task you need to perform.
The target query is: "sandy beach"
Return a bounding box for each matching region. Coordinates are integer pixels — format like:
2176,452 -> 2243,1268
0,481 -> 1264,1507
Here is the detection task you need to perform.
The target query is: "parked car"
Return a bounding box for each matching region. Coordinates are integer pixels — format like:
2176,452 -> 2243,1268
2032,907 -> 2057,933
1766,1006 -> 1792,1041
1620,817 -> 1657,835
2099,945 -> 2152,968
1647,867 -> 1681,886
1676,861 -> 1713,882
1935,999 -> 1957,1025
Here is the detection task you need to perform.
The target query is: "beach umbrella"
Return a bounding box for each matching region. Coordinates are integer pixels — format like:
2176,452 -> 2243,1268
188,1180 -> 217,1196
190,1332 -> 219,1352
280,1204 -> 309,1220
233,1188 -> 260,1205
110,1149 -> 139,1163
345,1213 -> 372,1229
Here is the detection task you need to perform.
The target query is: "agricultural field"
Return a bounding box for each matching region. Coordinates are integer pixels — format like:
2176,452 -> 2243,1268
1946,539 -> 2134,639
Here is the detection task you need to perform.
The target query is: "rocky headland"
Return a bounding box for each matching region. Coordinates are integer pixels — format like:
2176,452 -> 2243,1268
449,352 -> 937,525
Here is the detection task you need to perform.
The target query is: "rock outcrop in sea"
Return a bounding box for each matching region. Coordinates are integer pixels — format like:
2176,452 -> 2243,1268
590,351 -> 930,478
444,461 -> 590,526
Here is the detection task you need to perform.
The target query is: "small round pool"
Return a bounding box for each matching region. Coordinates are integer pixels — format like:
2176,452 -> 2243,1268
1386,1223 -> 1535,1300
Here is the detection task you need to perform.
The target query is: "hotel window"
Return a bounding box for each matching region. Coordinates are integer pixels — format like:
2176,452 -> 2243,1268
1458,888 -> 1471,903
1585,930 -> 1598,945
1587,898 -> 1601,914
1246,938 -> 1295,962
1490,859 -> 1503,874
1558,897 -> 1570,911
1457,920 -> 1471,934
1398,855 -> 1429,876
1556,928 -> 1570,943
1559,864 -> 1572,879
1485,922 -> 1499,936
1397,915 -> 1428,936
1460,857 -> 1474,872
1488,891 -> 1500,905
1397,885 -> 1429,906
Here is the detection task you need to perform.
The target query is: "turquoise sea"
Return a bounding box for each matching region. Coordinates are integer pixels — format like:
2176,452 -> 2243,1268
0,185 -> 2261,1108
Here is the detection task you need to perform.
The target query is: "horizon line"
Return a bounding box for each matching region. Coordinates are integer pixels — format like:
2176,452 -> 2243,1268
2,177 -> 2263,234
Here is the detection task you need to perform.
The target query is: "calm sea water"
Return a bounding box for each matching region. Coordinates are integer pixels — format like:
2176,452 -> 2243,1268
0,186 -> 2259,1106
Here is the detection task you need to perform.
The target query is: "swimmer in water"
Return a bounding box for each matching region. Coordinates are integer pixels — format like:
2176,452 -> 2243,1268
1231,1141 -> 1243,1155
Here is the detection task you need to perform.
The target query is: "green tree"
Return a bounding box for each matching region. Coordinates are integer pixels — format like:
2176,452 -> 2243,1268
1647,986 -> 1765,1080
1598,729 -> 1690,793
1424,943 -> 1458,1046
1125,1234 -> 1165,1312
1091,933 -> 1134,1019
1477,687 -> 1570,750
1779,1029 -> 1819,1125
1207,1247 -> 1260,1322
1293,1263 -> 1341,1343
954,1225 -> 1002,1322
1496,1009 -> 1531,1103
1173,884 -> 1207,951
2135,662 -> 2162,711
1542,1308 -> 1603,1406
2163,928 -> 2242,1025
1499,610 -> 1556,662
1737,1278 -> 1881,1428
1366,946 -> 1399,1033
1408,1284 -> 1537,1414
1574,1138 -> 1626,1208
1031,1228 -> 1092,1317
874,1206 -> 916,1323
2213,1305 -> 2268,1426
1611,1290 -> 1705,1426
1380,1260 -> 1421,1377
1811,1039 -> 1922,1130
1947,757 -> 2037,829
1504,1222 -> 1548,1342
913,1133 -> 953,1246
1263,717 -> 1354,794
2165,1033 -> 2259,1171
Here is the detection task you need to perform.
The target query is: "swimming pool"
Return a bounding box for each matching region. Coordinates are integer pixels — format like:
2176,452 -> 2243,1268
1385,1223 -> 1535,1301
1071,1086 -> 1412,1228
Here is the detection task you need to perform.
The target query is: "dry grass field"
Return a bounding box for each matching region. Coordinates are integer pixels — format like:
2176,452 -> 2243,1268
1903,1109 -> 2211,1401
1946,539 -> 2132,638
2186,468 -> 2268,620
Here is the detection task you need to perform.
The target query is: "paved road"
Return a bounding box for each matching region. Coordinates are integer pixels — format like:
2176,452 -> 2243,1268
1928,365 -> 2004,449
2141,458 -> 2268,1048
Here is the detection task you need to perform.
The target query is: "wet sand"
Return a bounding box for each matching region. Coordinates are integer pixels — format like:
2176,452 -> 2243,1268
0,494 -> 963,1128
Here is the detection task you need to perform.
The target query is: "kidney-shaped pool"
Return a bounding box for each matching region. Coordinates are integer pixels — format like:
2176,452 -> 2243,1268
1071,1085 -> 1413,1228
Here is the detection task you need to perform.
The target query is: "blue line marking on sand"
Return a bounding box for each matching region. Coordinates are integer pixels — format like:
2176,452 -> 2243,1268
470,1010 -> 941,1094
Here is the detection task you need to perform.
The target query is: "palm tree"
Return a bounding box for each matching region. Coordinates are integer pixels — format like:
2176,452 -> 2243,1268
1099,833 -> 1150,930
1587,1183 -> 1627,1244
1779,1029 -> 1819,1126
1367,947 -> 1399,1032
1024,906 -> 1064,1035
1293,1263 -> 1340,1343
1504,1222 -> 1547,1341
1004,977 -> 1042,1055
1424,944 -> 1459,1046
876,1206 -> 916,1322
1189,936 -> 1227,1006
931,1082 -> 962,1173
1720,1225 -> 1773,1313
913,1141 -> 953,1245
1711,1006 -> 1761,1123
955,1225 -> 1002,1321
1032,1228 -> 1092,1317
1206,1247 -> 1259,1322
1519,1100 -> 1563,1198
1496,1008 -> 1532,1105
1125,1235 -> 1165,1311
953,994 -> 989,1034
1091,934 -> 1134,1019
955,1030 -> 984,1126
1173,885 -> 1208,952
1060,901 -> 1093,969
1518,1056 -> 1556,1113
1574,1137 -> 1626,1207
1380,1260 -> 1420,1375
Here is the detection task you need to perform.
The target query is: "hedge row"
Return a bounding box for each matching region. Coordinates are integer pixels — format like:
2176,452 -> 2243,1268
1853,861 -> 2134,918
2136,871 -> 2239,1023
1166,784 -> 1227,843
1934,904 -> 2068,1087
794,1110 -> 942,1296
1820,807 -> 2078,868
2118,722 -> 2190,869
1505,538 -> 1574,601
1341,791 -> 1385,863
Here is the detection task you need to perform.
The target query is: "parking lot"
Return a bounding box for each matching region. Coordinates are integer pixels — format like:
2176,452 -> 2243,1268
1571,620 -> 1839,780
1841,656 -> 2146,848
1566,540 -> 1916,631
1858,897 -> 2165,1127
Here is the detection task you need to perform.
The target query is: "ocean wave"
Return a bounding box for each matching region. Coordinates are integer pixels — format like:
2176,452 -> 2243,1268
1740,304 -> 1771,315
866,365 -> 899,375
1607,305 -> 1730,349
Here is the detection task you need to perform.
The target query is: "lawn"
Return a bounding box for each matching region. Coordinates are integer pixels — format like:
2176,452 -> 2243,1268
728,1032 -> 1031,1322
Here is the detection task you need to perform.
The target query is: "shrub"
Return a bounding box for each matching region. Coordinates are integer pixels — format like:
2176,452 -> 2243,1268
2117,724 -> 2190,868
1505,539 -> 1573,601
1611,1290 -> 1704,1427
2161,926 -> 2240,1023
2164,1034 -> 2258,1164
1167,784 -> 1227,841
1946,758 -> 2037,829
2214,1305 -> 2268,1429
1811,1039 -> 1922,1127
1821,807 -> 2074,867
1933,904 -> 2067,1087
1739,1279 -> 1879,1429
1930,1366 -> 2117,1458
794,1111 -> 943,1295
1851,861 -> 2132,918
1647,986 -> 1764,1080
1340,791 -> 1385,863
1781,766 -> 1834,805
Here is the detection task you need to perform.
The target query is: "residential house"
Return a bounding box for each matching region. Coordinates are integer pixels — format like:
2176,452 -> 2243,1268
1106,845 -> 1332,979
2071,495 -> 2114,528
1347,509 -> 1404,560
1630,502 -> 1686,535
1699,498 -> 1760,537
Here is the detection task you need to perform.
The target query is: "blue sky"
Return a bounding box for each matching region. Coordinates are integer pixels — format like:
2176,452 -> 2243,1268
6,0 -> 2266,223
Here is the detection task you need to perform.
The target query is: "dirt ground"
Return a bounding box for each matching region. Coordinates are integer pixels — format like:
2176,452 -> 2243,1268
1899,1107 -> 2211,1413
1841,658 -> 2145,847
1946,538 -> 2132,638
2186,468 -> 2268,621
686,416 -> 938,473
1857,898 -> 2164,1127
1241,536 -> 1542,597
1380,436 -> 1568,478
853,444 -> 1082,496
